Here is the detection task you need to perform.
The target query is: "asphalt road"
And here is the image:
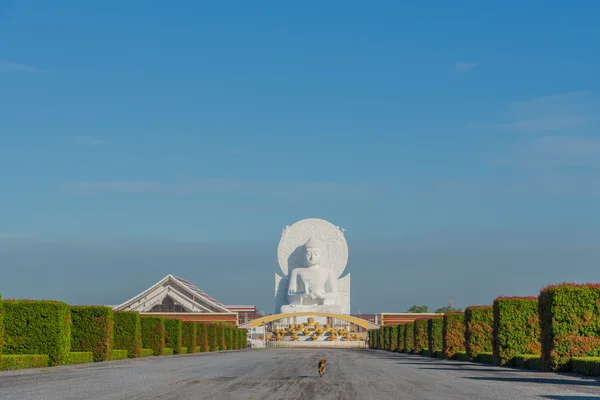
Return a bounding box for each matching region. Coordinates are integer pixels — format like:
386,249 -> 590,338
0,349 -> 599,400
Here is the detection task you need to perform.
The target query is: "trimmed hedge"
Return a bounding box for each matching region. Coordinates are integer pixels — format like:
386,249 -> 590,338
428,318 -> 443,357
390,325 -> 399,351
238,328 -> 247,349
382,326 -> 390,350
141,348 -> 154,357
182,322 -> 197,354
110,350 -> 128,361
493,296 -> 540,366
224,326 -> 233,350
113,311 -> 142,358
1,354 -> 49,371
207,324 -> 218,351
514,354 -> 541,370
70,306 -> 113,362
197,323 -> 209,352
397,324 -> 406,353
571,357 -> 600,377
442,312 -> 465,359
65,351 -> 94,365
164,318 -> 182,354
162,348 -> 174,356
141,316 -> 165,356
539,283 -> 600,372
455,352 -> 469,361
414,320 -> 428,354
179,346 -> 188,354
465,306 -> 493,360
404,323 -> 415,353
3,300 -> 71,366
476,352 -> 494,364
216,325 -> 226,351
0,294 -> 4,356
378,327 -> 384,350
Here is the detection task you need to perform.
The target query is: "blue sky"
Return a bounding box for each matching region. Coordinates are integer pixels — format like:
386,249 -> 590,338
1,1 -> 599,313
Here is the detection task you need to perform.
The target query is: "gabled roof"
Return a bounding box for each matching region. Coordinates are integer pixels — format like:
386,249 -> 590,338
113,274 -> 233,314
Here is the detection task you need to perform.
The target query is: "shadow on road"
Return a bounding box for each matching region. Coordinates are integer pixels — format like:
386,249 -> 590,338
539,396 -> 600,399
466,376 -> 600,387
418,367 -> 514,373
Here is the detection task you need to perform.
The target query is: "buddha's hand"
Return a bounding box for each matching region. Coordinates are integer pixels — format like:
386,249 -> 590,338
308,283 -> 325,299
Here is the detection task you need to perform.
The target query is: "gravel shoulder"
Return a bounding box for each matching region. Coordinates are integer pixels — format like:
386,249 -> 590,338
0,349 -> 599,400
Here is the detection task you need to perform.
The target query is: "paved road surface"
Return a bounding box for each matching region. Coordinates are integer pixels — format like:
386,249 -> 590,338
1,349 -> 599,400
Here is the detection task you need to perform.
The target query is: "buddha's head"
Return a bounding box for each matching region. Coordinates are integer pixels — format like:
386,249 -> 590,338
303,237 -> 327,267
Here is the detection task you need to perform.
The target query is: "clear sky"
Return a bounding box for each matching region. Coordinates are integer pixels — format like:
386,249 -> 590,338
1,1 -> 599,314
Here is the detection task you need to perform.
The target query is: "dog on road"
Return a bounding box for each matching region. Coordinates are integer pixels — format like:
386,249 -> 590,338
318,359 -> 327,377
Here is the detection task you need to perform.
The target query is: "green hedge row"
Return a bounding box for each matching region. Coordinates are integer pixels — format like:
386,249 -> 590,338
539,283 -> 600,372
414,320 -> 428,354
428,318 -> 443,357
70,306 -> 113,362
465,306 -> 493,360
493,297 -> 540,366
164,318 -> 182,354
0,294 -> 246,372
368,281 -> 600,378
442,313 -> 465,359
1,354 -> 50,371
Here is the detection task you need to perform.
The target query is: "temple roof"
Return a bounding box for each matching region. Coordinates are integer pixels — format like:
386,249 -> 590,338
113,274 -> 233,314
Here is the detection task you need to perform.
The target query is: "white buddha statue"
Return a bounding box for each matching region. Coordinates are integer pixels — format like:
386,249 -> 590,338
280,238 -> 340,313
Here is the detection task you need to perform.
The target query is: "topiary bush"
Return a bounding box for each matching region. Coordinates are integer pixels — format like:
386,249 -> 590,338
215,324 -> 226,350
0,354 -> 49,371
3,300 -> 71,366
65,351 -> 94,365
179,347 -> 188,354
162,348 -> 174,356
112,311 -> 142,358
207,324 -> 218,351
141,316 -> 165,356
197,323 -> 209,352
390,325 -> 399,352
110,350 -> 128,361
182,322 -> 197,354
397,324 -> 406,353
428,318 -> 443,357
455,352 -> 469,361
442,312 -> 465,359
70,306 -> 113,362
404,323 -> 415,354
414,319 -> 428,354
224,326 -> 233,350
465,306 -> 493,360
164,318 -> 182,354
571,357 -> 600,377
493,296 -> 540,366
539,283 -> 600,372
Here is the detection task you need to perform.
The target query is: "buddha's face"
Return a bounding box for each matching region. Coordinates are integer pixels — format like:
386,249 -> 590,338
305,247 -> 322,267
